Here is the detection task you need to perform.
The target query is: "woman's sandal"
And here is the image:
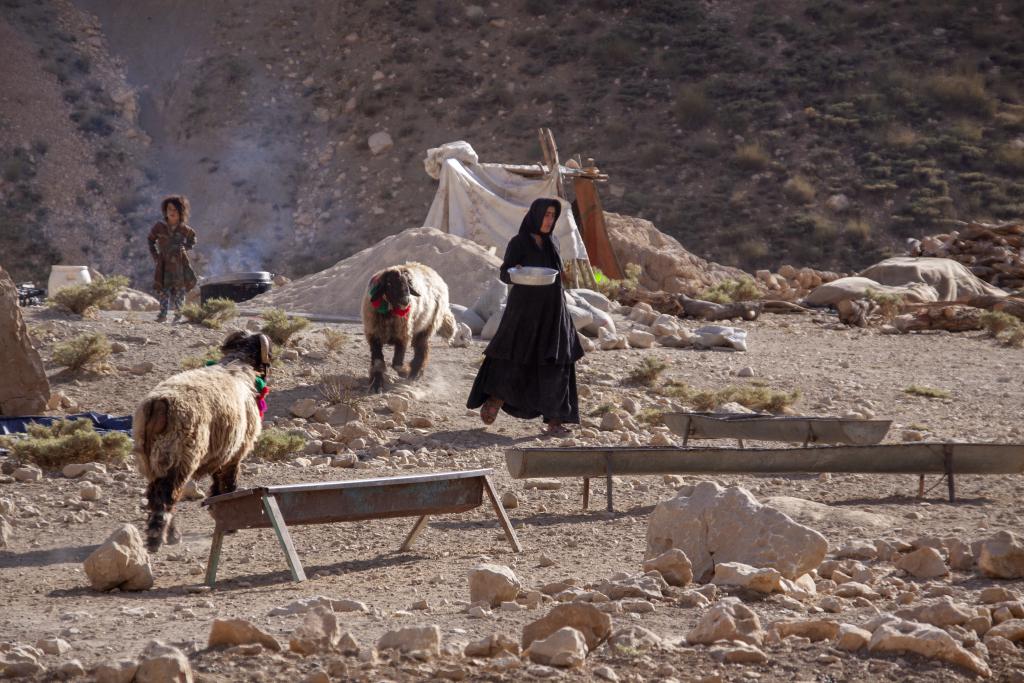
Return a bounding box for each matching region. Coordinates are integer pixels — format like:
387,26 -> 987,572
544,422 -> 572,437
480,398 -> 503,425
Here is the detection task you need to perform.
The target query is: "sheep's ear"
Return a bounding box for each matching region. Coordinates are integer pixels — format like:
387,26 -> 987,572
258,334 -> 272,365
403,273 -> 421,297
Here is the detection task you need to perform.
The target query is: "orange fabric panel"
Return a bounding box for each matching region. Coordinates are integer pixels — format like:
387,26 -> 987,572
573,179 -> 623,280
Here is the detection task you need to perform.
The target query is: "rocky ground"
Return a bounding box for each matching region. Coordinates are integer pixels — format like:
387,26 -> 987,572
2,304 -> 1024,681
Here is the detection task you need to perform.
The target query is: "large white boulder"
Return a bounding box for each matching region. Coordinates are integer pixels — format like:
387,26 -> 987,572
471,278 -> 508,322
480,306 -> 504,341
469,564 -> 521,607
646,481 -> 827,581
83,524 -> 155,592
527,627 -> 587,668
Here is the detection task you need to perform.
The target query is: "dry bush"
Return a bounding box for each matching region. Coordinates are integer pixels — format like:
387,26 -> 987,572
252,428 -> 307,462
51,275 -> 128,316
317,371 -> 355,404
995,145 -> 1024,174
261,308 -> 310,346
4,418 -> 131,469
783,175 -> 815,204
923,72 -> 995,116
1008,327 -> 1024,348
179,297 -> 237,329
180,345 -> 222,370
322,328 -> 348,354
884,124 -> 920,148
700,277 -> 762,304
734,142 -> 771,171
904,385 -> 951,399
981,311 -> 1020,337
594,263 -> 641,301
845,218 -> 872,241
52,332 -> 111,371
629,357 -> 669,386
673,383 -> 799,413
637,408 -> 665,426
674,84 -> 713,130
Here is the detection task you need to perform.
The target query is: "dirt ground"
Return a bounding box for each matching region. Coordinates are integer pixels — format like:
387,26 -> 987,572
2,305 -> 1023,681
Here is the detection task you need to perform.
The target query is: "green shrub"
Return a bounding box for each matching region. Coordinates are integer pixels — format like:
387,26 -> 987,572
52,332 -> 111,371
783,175 -> 815,204
180,345 -> 222,370
3,418 -> 131,469
734,142 -> 771,171
253,428 -> 307,462
51,275 -> 128,315
260,308 -> 310,346
629,357 -> 669,386
179,297 -> 238,329
699,277 -> 762,304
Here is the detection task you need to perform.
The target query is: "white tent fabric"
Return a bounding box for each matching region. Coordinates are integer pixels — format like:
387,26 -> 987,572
423,142 -> 588,262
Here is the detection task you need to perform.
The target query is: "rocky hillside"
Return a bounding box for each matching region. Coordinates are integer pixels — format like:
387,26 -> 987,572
2,0 -> 1023,286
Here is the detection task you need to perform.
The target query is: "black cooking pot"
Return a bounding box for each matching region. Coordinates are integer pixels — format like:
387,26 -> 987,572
200,271 -> 273,304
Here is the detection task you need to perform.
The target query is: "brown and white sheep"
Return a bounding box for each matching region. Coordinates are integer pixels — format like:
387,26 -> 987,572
362,262 -> 456,393
133,331 -> 272,552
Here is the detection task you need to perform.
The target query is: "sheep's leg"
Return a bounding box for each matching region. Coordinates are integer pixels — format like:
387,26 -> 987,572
145,465 -> 190,553
369,336 -> 386,393
165,515 -> 182,546
408,330 -> 431,381
392,340 -> 411,378
210,462 -> 240,498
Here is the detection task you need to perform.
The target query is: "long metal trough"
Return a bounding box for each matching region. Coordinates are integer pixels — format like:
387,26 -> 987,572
505,444 -> 1024,510
662,412 -> 892,446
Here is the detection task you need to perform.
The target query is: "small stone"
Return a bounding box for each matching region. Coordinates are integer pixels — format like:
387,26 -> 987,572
836,624 -> 871,651
642,548 -> 693,587
135,641 -> 193,683
368,131 -> 394,156
377,625 -> 441,656
83,524 -> 154,592
80,483 -> 102,501
13,466 -> 42,482
469,564 -> 521,607
35,637 -> 71,655
501,491 -> 519,509
290,398 -> 318,418
209,618 -> 282,651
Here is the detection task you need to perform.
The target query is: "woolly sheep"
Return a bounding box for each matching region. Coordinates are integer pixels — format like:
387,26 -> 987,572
133,331 -> 272,552
362,262 -> 456,393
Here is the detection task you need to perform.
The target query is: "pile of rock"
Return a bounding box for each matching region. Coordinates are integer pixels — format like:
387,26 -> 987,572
754,264 -> 847,298
603,212 -> 750,295
908,220 -> 1024,290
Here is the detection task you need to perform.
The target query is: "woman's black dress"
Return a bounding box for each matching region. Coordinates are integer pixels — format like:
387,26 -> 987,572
467,199 -> 584,424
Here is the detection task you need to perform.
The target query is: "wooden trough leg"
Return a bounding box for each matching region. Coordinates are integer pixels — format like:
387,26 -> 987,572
482,476 -> 523,553
918,475 -> 925,498
582,478 -> 590,510
605,452 -> 614,513
262,494 -> 307,582
205,526 -> 225,587
944,444 -> 956,503
400,515 -> 430,551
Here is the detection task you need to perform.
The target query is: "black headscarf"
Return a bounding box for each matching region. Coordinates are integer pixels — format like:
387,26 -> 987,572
517,198 -> 563,271
518,197 -> 562,237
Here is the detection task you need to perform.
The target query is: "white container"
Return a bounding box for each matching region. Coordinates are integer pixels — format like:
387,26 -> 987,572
48,265 -> 91,295
508,266 -> 558,286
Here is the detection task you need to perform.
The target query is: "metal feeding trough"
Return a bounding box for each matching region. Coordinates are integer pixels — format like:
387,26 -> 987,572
199,271 -> 273,304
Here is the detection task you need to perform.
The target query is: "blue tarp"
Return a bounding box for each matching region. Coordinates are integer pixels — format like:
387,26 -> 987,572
0,412 -> 132,435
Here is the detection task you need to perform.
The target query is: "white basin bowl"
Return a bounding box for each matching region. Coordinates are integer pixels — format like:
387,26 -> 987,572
509,266 -> 558,286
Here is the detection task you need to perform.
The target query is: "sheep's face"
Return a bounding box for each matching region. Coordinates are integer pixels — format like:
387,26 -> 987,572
379,269 -> 420,310
220,331 -> 273,374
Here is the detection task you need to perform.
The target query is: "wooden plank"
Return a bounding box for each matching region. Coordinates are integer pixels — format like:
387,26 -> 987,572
505,444 -> 1024,479
482,475 -> 523,553
262,494 -> 307,582
400,515 -> 430,552
663,413 -> 891,446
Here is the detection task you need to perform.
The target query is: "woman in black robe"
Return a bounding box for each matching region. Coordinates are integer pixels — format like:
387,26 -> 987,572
467,198 -> 585,435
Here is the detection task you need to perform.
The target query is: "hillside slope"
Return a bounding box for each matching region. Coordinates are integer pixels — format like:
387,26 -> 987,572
2,0 -> 1023,285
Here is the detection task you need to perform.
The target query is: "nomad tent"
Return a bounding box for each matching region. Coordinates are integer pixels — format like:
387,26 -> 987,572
423,129 -> 622,288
